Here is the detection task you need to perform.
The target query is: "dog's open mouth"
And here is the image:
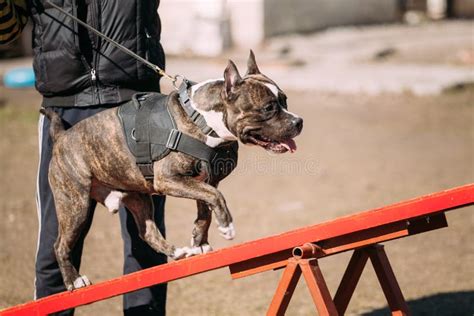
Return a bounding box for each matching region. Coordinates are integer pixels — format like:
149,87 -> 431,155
248,134 -> 297,153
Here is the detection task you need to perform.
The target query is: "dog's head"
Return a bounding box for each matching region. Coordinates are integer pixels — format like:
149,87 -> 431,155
221,51 -> 303,154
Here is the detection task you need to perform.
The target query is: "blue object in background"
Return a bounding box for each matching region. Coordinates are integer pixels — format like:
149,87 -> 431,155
3,67 -> 36,88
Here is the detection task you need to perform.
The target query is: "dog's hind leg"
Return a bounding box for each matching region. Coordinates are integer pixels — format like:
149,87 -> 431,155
51,178 -> 93,291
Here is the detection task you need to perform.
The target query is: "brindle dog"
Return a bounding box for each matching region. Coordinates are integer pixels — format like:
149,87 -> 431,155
41,52 -> 303,290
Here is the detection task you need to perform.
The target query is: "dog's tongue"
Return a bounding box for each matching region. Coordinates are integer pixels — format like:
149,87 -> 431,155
280,139 -> 297,153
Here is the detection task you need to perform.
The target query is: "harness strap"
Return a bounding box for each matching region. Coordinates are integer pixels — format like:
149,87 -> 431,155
178,79 -> 214,135
137,163 -> 154,179
135,94 -> 156,164
126,85 -> 237,182
144,128 -> 217,164
167,130 -> 217,163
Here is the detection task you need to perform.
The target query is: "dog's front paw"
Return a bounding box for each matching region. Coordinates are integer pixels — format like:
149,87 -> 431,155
172,244 -> 213,260
171,247 -> 191,260
218,223 -> 235,240
193,244 -> 213,256
67,275 -> 91,291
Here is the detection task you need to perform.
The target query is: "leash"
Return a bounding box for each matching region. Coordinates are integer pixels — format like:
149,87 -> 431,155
46,1 -> 237,183
45,0 -> 184,89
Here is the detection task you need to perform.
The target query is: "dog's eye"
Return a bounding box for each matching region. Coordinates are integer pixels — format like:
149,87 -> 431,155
279,95 -> 288,109
263,103 -> 276,112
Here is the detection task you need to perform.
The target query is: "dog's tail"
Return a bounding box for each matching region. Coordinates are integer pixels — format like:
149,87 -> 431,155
39,108 -> 65,142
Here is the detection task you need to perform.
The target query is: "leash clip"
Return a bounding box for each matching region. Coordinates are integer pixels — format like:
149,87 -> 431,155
172,75 -> 187,91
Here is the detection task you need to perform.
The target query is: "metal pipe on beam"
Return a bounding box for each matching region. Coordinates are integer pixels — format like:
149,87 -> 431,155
292,243 -> 323,259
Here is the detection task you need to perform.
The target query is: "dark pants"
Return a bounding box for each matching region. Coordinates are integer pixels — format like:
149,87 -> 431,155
35,106 -> 167,315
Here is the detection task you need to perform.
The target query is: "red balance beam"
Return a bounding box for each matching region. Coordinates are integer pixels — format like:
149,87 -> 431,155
1,183 -> 473,315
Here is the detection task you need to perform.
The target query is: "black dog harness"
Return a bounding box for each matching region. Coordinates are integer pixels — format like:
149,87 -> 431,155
117,81 -> 238,183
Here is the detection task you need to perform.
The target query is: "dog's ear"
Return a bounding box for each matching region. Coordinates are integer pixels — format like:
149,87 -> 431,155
224,60 -> 242,98
246,50 -> 261,75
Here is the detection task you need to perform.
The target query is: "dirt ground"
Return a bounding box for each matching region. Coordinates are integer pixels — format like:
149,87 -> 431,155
0,83 -> 473,315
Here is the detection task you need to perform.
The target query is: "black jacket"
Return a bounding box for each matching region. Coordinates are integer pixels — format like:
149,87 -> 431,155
30,0 -> 165,107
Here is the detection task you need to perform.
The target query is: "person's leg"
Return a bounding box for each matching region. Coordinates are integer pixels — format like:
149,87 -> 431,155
34,107 -> 101,315
119,77 -> 168,315
34,104 -> 168,315
120,195 -> 168,316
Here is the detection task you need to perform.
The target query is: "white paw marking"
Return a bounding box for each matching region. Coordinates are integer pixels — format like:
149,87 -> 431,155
172,244 -> 213,260
218,222 -> 236,240
185,244 -> 213,257
172,247 -> 190,260
73,275 -> 91,289
200,244 -> 213,254
104,191 -> 123,213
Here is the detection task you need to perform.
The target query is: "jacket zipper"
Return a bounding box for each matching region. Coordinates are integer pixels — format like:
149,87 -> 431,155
91,69 -> 97,81
76,0 -> 96,99
89,0 -> 100,103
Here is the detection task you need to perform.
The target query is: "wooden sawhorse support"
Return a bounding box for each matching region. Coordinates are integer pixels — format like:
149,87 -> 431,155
1,184 -> 472,315
268,243 -> 409,316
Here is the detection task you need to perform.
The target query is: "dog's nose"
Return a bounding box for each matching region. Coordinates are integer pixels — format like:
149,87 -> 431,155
292,117 -> 303,132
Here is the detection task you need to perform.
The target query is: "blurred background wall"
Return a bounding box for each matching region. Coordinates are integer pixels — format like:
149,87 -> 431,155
160,0 -> 474,57
1,0 -> 472,58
